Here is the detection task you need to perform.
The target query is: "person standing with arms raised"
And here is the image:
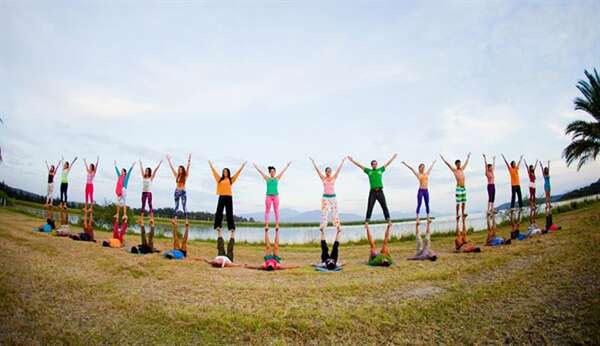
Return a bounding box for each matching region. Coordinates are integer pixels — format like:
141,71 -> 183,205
347,154 -> 397,225
440,152 -> 479,252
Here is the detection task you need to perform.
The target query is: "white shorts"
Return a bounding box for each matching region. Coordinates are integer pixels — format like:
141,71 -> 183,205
47,183 -> 54,196
117,189 -> 127,206
214,255 -> 232,265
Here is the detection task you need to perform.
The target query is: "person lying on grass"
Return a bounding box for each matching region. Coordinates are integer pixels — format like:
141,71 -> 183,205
485,211 -> 511,247
245,228 -> 300,271
163,219 -> 188,260
543,205 -> 561,233
131,214 -> 159,254
53,208 -> 72,237
313,227 -> 343,271
36,207 -> 56,233
102,215 -> 127,248
407,221 -> 437,261
366,223 -> 394,267
70,207 -> 95,242
202,228 -> 244,268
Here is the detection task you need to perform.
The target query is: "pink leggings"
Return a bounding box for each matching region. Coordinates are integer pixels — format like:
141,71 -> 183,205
265,195 -> 280,225
85,183 -> 94,204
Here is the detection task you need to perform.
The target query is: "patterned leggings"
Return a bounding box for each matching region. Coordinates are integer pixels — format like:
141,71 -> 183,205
320,197 -> 340,230
174,189 -> 187,217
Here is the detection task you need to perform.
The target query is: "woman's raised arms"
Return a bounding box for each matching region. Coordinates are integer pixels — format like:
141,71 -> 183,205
276,161 -> 292,180
333,157 -> 346,179
401,161 -> 419,178
253,163 -> 268,180
309,158 -> 324,180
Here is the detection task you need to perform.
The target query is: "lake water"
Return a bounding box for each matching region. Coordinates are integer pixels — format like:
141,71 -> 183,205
17,195 -> 598,244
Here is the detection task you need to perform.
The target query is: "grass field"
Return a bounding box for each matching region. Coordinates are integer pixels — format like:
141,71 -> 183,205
0,203 -> 599,345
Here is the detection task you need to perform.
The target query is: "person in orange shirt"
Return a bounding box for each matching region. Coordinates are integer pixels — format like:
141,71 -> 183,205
502,154 -> 524,210
209,160 -> 247,232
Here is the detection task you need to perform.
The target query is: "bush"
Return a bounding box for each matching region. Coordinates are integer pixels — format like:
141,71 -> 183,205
0,191 -> 13,207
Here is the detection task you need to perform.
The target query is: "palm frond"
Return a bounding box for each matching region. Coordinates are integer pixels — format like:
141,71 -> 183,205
565,120 -> 600,139
562,138 -> 600,171
574,69 -> 600,120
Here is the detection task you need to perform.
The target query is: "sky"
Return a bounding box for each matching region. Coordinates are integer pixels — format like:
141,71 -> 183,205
1,0 -> 599,217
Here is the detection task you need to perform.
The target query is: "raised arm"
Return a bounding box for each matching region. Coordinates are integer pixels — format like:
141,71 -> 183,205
276,161 -> 291,180
152,160 -> 163,180
310,158 -> 325,180
139,159 -> 145,176
114,160 -> 120,176
462,152 -> 471,170
401,161 -> 419,178
127,162 -> 135,177
347,156 -> 366,170
185,154 -> 191,177
253,163 -> 268,180
232,161 -> 247,181
492,156 -> 496,170
208,160 -> 220,181
166,155 -> 177,177
383,153 -> 398,169
483,154 -> 488,170
439,154 -> 454,171
56,159 -> 63,172
523,159 -> 529,170
70,156 -> 78,167
84,158 -> 90,173
333,157 -> 346,179
501,154 -> 510,168
45,160 -> 50,171
426,159 -> 437,175
533,159 -> 539,171
517,155 -> 524,168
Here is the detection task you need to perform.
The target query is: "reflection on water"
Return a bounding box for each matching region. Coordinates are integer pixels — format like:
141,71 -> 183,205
17,205 -> 506,244
16,195 -> 598,244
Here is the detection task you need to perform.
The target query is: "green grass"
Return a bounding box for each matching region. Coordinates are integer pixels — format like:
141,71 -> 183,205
0,202 -> 599,344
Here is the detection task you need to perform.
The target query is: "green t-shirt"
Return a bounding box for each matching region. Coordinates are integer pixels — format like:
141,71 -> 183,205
61,169 -> 70,184
363,167 -> 385,190
266,178 -> 279,196
368,253 -> 394,266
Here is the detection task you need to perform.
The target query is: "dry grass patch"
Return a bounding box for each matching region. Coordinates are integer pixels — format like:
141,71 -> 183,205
1,204 -> 599,345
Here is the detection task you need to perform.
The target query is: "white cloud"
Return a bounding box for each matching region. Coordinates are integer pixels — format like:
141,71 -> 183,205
546,122 -> 567,139
440,103 -> 520,146
64,88 -> 156,118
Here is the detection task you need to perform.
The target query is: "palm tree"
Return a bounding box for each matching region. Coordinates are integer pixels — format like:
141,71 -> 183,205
562,69 -> 600,170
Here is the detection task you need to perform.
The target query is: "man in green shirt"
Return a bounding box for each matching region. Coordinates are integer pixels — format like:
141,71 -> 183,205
347,154 -> 397,224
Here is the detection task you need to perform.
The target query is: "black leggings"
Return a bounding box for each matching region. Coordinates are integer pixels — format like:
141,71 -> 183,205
214,195 -> 235,230
511,185 -> 523,209
217,236 -> 235,261
60,183 -> 68,204
366,189 -> 390,221
321,240 -> 339,263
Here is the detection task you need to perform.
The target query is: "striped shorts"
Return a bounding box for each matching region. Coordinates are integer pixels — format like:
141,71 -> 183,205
455,186 -> 467,204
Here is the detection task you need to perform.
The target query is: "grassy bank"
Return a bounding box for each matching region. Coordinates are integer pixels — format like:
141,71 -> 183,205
0,203 -> 599,344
